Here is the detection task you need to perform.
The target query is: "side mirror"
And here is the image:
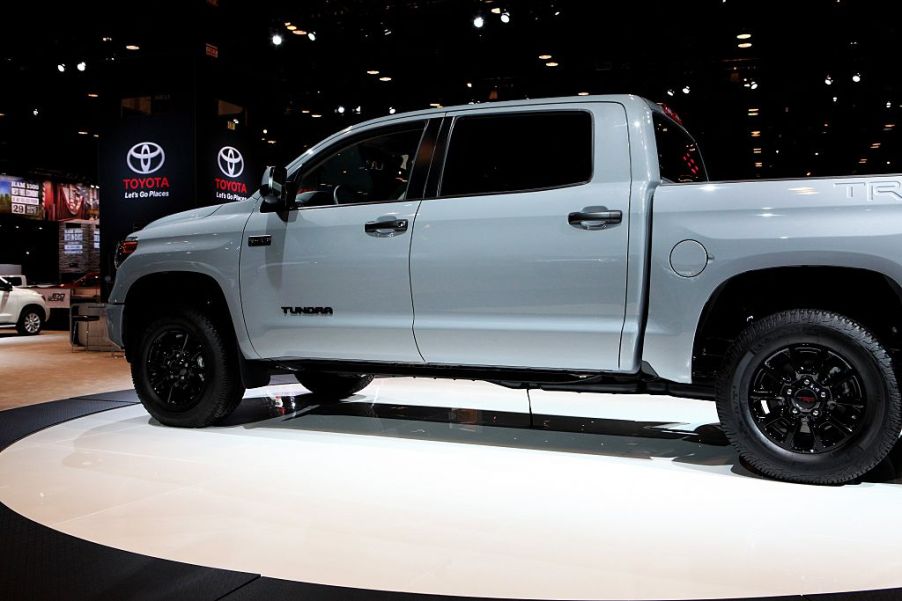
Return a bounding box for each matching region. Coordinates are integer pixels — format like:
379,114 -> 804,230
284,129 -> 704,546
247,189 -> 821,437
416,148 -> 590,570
260,165 -> 290,211
0,280 -> 10,292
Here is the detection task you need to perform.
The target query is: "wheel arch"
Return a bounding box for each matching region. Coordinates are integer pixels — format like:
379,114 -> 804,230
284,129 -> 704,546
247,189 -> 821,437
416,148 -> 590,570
692,265 -> 902,384
121,271 -> 268,388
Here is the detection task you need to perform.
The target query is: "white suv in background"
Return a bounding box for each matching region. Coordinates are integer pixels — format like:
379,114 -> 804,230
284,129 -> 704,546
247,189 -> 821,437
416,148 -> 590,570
0,276 -> 47,335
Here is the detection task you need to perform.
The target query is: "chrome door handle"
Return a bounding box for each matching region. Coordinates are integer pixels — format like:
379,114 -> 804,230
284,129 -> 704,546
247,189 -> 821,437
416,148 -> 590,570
365,218 -> 409,237
568,206 -> 622,230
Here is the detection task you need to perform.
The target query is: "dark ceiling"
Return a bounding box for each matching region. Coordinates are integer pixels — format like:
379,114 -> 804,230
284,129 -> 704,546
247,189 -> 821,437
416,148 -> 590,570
0,0 -> 899,182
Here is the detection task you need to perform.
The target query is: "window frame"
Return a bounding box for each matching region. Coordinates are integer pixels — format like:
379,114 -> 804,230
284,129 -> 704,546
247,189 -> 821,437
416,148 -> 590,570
652,111 -> 709,185
434,109 -> 595,199
288,118 -> 437,210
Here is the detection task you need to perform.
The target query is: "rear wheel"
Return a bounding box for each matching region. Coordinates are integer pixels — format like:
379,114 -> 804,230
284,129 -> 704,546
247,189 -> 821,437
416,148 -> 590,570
16,306 -> 43,336
716,309 -> 901,484
132,308 -> 244,427
294,371 -> 374,401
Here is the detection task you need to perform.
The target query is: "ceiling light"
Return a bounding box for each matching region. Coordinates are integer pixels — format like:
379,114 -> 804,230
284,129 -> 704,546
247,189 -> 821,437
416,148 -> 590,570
500,12 -> 510,23
271,33 -> 283,46
307,31 -> 317,41
384,28 -> 392,36
682,85 -> 690,94
87,92 -> 99,98
77,130 -> 88,135
871,142 -> 881,149
750,81 -> 758,90
388,107 -> 396,114
379,76 -> 392,82
366,69 -> 380,75
286,25 -> 297,31
859,158 -> 868,164
267,140 -> 277,145
466,82 -> 473,88
578,92 -> 589,96
852,73 -> 861,83
76,61 -> 86,72
32,108 -> 39,116
750,130 -> 761,137
301,109 -> 310,114
292,30 -> 305,36
429,103 -> 442,108
284,22 -> 292,26
755,162 -> 763,168
311,113 -> 322,118
824,75 -> 833,85
538,54 -> 552,60
887,101 -> 893,109
885,123 -> 896,129
57,63 -> 66,72
232,118 -> 239,124
102,36 -> 112,42
353,106 -> 362,114
832,96 -> 838,102
0,113 -> 5,118
737,42 -> 752,49
545,61 -> 559,67
125,44 -> 140,51
736,33 -> 752,40
473,15 -> 485,28
753,148 -> 762,154
666,89 -> 674,97
336,105 -> 345,114
490,7 -> 502,14
262,128 -> 268,134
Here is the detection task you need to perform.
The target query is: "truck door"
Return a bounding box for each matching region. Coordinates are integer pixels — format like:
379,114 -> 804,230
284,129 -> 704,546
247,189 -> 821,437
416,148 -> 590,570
410,103 -> 632,371
239,119 -> 437,362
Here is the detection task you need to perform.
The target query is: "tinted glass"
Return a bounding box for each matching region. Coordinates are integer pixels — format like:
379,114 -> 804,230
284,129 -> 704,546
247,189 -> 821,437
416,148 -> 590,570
440,111 -> 593,197
296,124 -> 425,206
653,113 -> 706,183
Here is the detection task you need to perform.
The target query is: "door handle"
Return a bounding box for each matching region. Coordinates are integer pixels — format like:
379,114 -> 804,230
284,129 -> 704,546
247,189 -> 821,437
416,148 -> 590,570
365,218 -> 409,237
568,206 -> 622,230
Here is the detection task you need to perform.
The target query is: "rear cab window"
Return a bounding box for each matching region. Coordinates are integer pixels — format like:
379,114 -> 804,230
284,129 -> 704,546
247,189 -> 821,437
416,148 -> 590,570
440,111 -> 593,197
653,112 -> 707,183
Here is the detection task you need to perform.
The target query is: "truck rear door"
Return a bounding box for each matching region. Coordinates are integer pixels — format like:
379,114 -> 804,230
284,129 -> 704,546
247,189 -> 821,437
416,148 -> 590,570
409,102 -> 632,371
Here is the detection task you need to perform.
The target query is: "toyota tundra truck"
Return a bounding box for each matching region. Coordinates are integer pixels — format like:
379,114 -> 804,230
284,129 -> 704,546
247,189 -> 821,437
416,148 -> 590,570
108,95 -> 902,485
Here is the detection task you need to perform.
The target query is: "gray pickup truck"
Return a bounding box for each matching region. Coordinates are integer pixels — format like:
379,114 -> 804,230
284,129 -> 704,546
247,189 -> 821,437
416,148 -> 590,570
109,94 -> 902,485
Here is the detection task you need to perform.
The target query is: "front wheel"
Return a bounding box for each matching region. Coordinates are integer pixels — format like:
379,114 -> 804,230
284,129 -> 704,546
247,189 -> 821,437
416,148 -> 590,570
132,308 -> 245,427
716,309 -> 902,485
294,371 -> 374,401
16,306 -> 43,335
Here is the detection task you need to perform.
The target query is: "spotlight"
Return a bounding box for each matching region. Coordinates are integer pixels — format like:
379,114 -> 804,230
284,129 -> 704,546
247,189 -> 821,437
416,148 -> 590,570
125,44 -> 140,51
500,12 -> 510,23
336,105 -> 345,114
353,106 -> 362,114
682,85 -> 690,94
466,82 -> 473,88
473,15 -> 485,28
737,42 -> 752,49
32,108 -> 39,116
76,61 -> 86,72
666,89 -> 674,97
379,76 -> 392,82
852,73 -> 861,83
388,107 -> 396,114
262,128 -> 268,134
750,81 -> 758,90
545,61 -> 559,67
366,69 -> 380,75
824,75 -> 833,86
57,63 -> 66,72
737,33 -> 752,40
286,25 -> 297,31
538,54 -> 552,60
311,113 -> 323,118
307,31 -> 317,41
272,33 -> 283,45
577,92 -> 589,96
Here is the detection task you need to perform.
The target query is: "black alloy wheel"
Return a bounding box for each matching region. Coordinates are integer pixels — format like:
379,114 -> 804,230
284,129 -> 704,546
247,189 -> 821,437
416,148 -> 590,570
132,308 -> 245,427
716,309 -> 901,485
748,343 -> 866,454
145,328 -> 209,411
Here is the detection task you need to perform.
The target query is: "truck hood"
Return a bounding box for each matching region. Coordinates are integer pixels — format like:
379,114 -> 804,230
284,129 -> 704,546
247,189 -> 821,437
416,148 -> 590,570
142,204 -> 225,231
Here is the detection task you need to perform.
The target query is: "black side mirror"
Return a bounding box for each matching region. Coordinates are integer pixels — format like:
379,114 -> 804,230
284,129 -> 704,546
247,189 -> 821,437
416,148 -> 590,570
0,281 -> 10,292
260,166 -> 291,211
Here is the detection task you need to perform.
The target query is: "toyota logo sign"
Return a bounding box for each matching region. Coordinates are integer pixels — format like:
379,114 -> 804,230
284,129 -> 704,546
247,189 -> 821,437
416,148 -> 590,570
217,146 -> 244,178
126,142 -> 166,175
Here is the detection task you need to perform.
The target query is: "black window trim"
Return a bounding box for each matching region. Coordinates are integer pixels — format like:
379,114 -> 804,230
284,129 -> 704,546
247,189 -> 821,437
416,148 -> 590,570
286,118 -> 437,211
432,108 -> 596,200
653,110 -> 709,185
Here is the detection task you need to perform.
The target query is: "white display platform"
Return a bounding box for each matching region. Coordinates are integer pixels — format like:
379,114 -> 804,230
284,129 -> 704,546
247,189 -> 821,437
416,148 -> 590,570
1,378 -> 901,600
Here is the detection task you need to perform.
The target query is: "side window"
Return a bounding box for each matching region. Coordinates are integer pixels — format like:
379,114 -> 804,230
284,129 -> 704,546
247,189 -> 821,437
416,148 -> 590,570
296,124 -> 425,207
440,111 -> 593,197
653,113 -> 707,183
